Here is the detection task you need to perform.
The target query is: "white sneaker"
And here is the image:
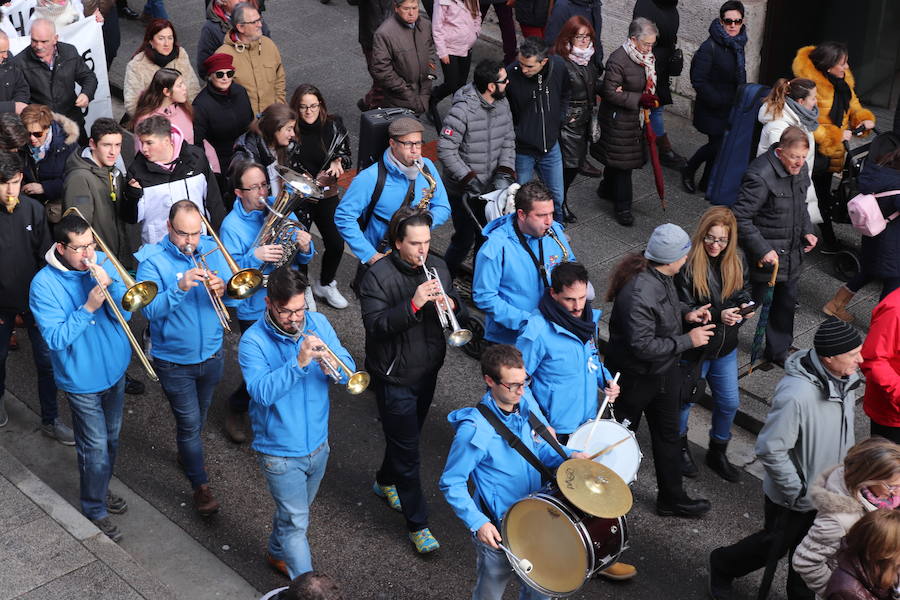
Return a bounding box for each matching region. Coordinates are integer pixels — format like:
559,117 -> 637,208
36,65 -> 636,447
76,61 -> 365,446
305,288 -> 317,312
312,280 -> 349,309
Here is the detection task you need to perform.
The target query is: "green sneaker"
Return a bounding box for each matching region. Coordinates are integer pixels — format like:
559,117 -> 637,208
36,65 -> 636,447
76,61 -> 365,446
409,528 -> 440,554
373,481 -> 402,512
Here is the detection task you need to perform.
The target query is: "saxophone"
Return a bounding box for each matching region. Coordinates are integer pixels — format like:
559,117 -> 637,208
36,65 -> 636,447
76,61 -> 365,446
414,160 -> 436,210
545,227 -> 570,261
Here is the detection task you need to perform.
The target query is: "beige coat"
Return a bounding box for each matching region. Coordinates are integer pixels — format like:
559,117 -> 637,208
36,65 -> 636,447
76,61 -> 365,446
123,48 -> 202,117
216,33 -> 285,116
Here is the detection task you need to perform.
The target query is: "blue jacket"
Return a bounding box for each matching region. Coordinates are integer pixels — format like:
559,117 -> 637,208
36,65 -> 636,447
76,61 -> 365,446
472,214 -> 575,344
440,391 -> 572,532
219,199 -> 314,321
517,308 -> 612,434
135,235 -> 233,364
30,249 -> 131,394
238,310 -> 354,458
334,149 -> 450,264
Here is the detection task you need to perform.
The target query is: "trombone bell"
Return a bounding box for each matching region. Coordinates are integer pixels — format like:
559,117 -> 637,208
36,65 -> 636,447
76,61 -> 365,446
228,268 -> 264,300
122,280 -> 158,312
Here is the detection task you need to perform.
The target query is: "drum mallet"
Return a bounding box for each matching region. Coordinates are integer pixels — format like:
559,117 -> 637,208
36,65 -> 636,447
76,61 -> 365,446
585,372 -> 621,448
498,543 -> 533,573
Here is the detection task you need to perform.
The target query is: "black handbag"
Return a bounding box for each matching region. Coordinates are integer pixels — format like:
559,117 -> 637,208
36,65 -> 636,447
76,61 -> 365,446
678,349 -> 707,406
669,48 -> 684,77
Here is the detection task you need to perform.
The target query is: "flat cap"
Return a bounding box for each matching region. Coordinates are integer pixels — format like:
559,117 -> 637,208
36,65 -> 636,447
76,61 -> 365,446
388,117 -> 424,137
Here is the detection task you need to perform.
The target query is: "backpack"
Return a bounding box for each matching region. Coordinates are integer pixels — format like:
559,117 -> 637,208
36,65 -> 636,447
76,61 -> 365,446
847,191 -> 900,237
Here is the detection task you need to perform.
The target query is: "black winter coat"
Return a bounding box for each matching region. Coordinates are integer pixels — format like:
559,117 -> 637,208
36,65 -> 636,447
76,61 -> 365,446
15,42 -> 98,127
594,46 -> 646,170
544,0 -> 604,71
690,20 -> 746,136
0,59 -> 30,113
632,0 -> 679,106
358,252 -> 467,385
357,0 -> 394,51
515,0 -> 551,28
559,57 -> 600,168
192,82 -> 254,173
858,162 -> 900,279
23,115 -> 79,206
732,146 -> 813,283
0,195 -> 52,312
506,55 -> 570,156
230,131 -> 277,185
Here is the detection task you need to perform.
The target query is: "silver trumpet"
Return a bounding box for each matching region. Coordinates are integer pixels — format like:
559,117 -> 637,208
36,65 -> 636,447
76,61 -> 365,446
419,255 -> 472,347
296,327 -> 370,395
184,243 -> 232,333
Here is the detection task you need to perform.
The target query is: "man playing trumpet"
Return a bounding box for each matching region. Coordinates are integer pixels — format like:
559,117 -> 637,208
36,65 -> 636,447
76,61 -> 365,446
135,200 -> 234,516
358,207 -> 466,554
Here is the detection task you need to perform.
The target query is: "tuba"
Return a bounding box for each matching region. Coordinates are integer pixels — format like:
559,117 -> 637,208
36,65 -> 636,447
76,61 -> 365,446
414,160 -> 436,210
252,166 -> 323,270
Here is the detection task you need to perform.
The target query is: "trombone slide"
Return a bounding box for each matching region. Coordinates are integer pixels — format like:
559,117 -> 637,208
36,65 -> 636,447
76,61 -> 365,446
185,244 -> 232,333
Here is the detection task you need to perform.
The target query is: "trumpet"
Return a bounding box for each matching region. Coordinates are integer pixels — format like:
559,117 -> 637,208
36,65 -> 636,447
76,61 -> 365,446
62,206 -> 157,311
195,211 -> 263,300
183,242 -> 231,333
298,329 -> 370,395
419,255 -> 472,347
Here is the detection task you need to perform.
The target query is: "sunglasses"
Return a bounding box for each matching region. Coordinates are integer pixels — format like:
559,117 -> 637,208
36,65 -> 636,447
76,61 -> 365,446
213,70 -> 235,80
722,18 -> 743,25
28,130 -> 47,138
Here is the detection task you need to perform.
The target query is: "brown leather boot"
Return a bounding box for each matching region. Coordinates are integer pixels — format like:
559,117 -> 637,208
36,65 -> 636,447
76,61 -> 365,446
193,484 -> 220,516
822,285 -> 855,323
224,411 -> 248,444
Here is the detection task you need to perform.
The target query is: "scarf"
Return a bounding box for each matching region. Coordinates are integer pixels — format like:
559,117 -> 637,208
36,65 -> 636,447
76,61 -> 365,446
30,126 -> 53,163
387,148 -> 419,181
568,42 -> 594,67
537,288 -> 596,344
149,47 -> 178,69
265,308 -> 303,342
785,97 -> 820,133
622,39 -> 656,94
1,195 -> 18,213
825,71 -> 852,130
709,19 -> 747,85
861,486 -> 900,510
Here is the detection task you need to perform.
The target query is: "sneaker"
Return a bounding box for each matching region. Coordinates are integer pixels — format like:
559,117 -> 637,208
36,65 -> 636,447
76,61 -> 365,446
0,394 -> 7,427
598,561 -> 637,581
409,528 -> 440,554
41,419 -> 75,446
193,484 -> 221,516
124,374 -> 145,395
373,481 -> 402,512
92,516 -> 123,542
266,552 -> 290,578
106,491 -> 128,515
305,288 -> 317,312
312,280 -> 349,309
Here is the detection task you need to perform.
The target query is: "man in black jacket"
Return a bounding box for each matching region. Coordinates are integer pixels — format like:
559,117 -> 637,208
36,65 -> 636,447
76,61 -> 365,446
15,19 -> 98,139
358,206 -> 466,555
0,31 -> 30,115
506,37 -> 570,222
733,126 -> 817,368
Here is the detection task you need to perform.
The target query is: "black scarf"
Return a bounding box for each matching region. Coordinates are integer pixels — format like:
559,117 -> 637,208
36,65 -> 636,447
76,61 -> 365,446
825,71 -> 852,130
537,288 -> 595,344
149,47 -> 178,69
295,119 -> 329,175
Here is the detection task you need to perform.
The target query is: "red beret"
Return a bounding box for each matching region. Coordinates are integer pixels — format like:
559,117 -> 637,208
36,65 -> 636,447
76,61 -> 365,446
203,53 -> 234,75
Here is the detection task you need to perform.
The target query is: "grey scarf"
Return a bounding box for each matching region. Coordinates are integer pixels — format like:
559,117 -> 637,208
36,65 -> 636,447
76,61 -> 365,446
786,97 -> 820,133
387,149 -> 419,181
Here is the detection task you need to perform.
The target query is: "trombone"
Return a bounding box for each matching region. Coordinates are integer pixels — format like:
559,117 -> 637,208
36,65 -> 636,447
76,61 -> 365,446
183,242 -> 232,333
195,211 -> 264,300
63,206 -> 157,311
419,255 -> 472,347
299,329 -> 370,395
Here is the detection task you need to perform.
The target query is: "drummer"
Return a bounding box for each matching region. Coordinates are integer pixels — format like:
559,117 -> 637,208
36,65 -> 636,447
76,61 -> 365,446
439,344 -> 592,600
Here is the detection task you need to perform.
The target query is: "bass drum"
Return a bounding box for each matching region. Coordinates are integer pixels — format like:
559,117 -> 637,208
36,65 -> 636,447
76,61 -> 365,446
502,486 -> 628,597
567,419 -> 642,484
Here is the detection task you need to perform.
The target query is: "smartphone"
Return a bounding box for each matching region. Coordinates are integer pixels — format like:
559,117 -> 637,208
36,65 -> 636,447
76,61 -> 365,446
737,302 -> 756,317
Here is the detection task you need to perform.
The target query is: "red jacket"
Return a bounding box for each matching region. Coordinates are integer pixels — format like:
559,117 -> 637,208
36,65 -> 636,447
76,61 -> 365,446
861,288 -> 900,427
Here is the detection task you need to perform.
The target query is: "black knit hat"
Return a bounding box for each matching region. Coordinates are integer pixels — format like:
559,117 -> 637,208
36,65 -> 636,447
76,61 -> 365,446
814,316 -> 862,358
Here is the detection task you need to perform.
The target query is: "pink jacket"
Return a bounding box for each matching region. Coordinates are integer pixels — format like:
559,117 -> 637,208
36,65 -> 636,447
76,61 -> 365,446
432,0 -> 481,59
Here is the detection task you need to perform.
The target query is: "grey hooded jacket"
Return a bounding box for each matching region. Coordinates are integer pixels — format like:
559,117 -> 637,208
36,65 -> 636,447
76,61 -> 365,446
756,349 -> 859,513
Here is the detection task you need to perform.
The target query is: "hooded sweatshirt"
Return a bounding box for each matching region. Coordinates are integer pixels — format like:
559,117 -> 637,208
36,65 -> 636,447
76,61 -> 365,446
0,195 -> 52,312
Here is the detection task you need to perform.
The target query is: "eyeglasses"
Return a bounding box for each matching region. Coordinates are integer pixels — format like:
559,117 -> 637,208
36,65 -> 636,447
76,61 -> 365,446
28,129 -> 47,138
239,182 -> 269,192
573,34 -> 592,41
240,17 -> 262,25
703,235 -> 729,246
394,140 -> 423,149
213,69 -> 235,79
297,103 -> 320,112
65,241 -> 97,254
880,481 -> 900,495
172,228 -> 202,239
722,18 -> 743,25
499,376 -> 532,393
273,303 -> 308,319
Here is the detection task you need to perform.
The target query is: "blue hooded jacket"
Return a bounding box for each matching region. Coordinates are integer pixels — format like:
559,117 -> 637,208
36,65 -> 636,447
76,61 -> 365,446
135,235 -> 233,364
219,198 -> 314,321
30,248 -> 131,394
472,214 -> 575,344
238,310 -> 354,458
334,149 -> 450,264
439,391 -> 572,533
517,308 -> 612,434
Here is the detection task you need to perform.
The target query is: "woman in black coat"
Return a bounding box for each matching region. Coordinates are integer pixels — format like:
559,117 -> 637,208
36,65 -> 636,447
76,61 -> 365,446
852,148 -> 900,301
681,0 -> 747,194
20,104 -> 78,218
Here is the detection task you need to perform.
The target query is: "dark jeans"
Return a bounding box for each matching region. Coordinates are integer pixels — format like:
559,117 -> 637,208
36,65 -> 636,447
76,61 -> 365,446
811,159 -> 839,248
686,133 -> 723,190
600,166 -> 633,213
155,350 -> 224,488
444,191 -> 484,278
871,420 -> 900,444
714,495 -> 816,600
375,372 -> 439,532
563,166 -> 578,201
608,365 -> 686,504
228,319 -> 256,414
432,52 -> 473,105
751,277 -> 799,362
308,195 -> 344,285
479,0 -> 517,65
0,310 -> 58,425
846,271 -> 900,301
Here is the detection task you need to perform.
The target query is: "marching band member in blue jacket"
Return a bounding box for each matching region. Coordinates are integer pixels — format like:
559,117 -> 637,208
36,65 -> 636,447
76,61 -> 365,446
219,161 -> 314,443
473,181 -> 575,345
238,267 -> 354,580
135,200 -> 234,517
30,212 -> 132,543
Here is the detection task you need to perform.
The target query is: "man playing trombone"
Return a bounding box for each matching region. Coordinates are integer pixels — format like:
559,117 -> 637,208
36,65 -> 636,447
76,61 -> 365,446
29,212 -> 133,542
135,200 -> 233,516
358,207 -> 466,554
238,266 -> 355,580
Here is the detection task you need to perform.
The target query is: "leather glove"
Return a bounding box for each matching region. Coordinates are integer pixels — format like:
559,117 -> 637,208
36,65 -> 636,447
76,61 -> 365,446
639,93 -> 659,109
464,176 -> 483,196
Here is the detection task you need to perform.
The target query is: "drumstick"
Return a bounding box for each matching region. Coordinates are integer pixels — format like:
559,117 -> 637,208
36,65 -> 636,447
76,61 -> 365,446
587,435 -> 632,461
585,372 -> 621,448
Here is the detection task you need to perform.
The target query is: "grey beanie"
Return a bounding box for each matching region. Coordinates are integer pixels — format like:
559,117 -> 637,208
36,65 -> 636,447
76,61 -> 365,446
644,223 -> 691,264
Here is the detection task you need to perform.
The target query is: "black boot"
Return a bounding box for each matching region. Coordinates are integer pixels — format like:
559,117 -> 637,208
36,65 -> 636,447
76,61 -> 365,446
680,435 -> 699,478
706,438 -> 741,482
680,166 -> 696,194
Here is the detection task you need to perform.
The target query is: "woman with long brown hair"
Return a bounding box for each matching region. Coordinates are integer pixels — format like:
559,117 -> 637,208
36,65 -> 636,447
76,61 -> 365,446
675,206 -> 754,481
230,103 -> 297,200
825,510 -> 900,600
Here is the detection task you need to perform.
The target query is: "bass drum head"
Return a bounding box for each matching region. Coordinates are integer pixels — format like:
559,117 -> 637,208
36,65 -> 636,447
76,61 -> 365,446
502,496 -> 589,596
567,420 -> 641,484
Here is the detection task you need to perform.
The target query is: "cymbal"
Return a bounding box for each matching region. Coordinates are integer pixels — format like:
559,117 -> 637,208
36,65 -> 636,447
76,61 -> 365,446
556,458 -> 633,518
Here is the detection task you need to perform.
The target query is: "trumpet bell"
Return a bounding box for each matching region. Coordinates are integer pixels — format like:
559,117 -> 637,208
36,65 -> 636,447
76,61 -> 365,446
448,328 -> 473,347
228,268 -> 264,300
122,280 -> 158,312
347,371 -> 371,395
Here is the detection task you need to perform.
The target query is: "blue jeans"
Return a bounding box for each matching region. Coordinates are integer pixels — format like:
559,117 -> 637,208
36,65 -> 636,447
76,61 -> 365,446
649,106 -> 666,137
515,142 -> 565,222
679,349 -> 740,442
471,537 -> 549,600
0,310 -> 58,425
142,0 -> 167,18
154,350 -> 224,488
66,377 -> 126,519
258,443 -> 330,578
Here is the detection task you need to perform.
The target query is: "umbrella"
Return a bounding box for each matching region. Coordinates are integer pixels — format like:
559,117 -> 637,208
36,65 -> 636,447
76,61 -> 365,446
643,108 -> 666,211
749,258 -> 780,372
